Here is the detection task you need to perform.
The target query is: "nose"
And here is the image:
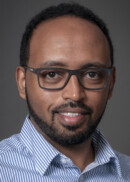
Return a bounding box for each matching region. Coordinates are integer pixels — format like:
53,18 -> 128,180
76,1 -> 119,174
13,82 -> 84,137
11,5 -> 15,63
61,75 -> 86,101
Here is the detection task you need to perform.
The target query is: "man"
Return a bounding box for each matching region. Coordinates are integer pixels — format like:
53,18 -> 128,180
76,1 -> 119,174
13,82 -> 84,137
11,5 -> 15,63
0,3 -> 130,181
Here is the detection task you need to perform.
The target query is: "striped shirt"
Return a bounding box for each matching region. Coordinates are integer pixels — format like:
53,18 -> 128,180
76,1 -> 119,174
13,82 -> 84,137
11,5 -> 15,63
0,116 -> 130,181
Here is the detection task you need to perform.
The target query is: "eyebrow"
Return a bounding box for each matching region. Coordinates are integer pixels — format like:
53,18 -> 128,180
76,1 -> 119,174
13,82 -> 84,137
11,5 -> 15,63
39,60 -> 108,69
80,63 -> 108,69
39,60 -> 67,67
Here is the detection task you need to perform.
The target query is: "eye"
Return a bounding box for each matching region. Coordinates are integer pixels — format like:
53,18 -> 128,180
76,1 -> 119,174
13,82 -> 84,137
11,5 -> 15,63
39,70 -> 67,83
47,72 -> 57,78
80,69 -> 104,81
40,71 -> 60,79
87,71 -> 98,79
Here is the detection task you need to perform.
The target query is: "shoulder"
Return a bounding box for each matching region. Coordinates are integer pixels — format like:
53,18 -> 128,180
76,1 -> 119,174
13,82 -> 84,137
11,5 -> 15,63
115,151 -> 130,165
0,134 -> 22,156
0,134 -> 31,168
115,151 -> 130,178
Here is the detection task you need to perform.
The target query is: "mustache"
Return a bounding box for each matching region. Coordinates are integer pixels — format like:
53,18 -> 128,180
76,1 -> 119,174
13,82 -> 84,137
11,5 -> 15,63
52,101 -> 93,114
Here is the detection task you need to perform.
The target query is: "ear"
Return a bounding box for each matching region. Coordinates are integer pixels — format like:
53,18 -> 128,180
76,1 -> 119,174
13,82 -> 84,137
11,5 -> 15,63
108,67 -> 116,99
16,66 -> 26,100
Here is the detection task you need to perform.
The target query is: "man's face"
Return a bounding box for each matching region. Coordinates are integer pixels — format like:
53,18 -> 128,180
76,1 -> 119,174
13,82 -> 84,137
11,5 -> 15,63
16,16 -> 115,145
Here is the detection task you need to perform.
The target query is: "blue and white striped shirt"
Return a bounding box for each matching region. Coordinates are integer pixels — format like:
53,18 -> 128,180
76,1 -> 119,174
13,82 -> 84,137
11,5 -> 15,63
0,116 -> 130,181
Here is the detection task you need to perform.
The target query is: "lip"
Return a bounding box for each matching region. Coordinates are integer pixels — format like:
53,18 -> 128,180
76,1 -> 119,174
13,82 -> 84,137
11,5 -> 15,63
54,107 -> 90,115
54,108 -> 90,127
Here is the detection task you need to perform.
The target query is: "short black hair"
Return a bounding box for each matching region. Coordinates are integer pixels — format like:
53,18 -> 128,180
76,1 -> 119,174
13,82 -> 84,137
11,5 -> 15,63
20,2 -> 114,67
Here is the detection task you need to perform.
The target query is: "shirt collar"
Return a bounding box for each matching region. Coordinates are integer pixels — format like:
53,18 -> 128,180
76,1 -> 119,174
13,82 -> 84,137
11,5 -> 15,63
92,129 -> 122,178
20,115 -> 122,177
20,115 -> 60,176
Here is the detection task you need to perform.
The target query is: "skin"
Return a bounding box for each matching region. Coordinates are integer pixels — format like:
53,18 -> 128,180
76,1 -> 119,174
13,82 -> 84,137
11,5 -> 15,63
16,16 -> 115,171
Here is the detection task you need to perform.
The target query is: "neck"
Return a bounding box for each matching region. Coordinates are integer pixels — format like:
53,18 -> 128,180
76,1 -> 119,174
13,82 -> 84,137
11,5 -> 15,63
52,138 -> 95,171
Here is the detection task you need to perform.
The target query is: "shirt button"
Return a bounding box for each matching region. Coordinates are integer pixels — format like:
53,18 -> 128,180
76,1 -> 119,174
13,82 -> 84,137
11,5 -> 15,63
61,158 -> 67,164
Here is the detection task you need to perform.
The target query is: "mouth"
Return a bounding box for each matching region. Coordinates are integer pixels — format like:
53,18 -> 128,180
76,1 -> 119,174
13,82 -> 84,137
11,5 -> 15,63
55,110 -> 90,127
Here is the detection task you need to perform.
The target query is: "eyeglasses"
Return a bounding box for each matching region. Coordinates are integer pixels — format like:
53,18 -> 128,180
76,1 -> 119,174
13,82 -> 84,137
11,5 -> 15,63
24,66 -> 112,90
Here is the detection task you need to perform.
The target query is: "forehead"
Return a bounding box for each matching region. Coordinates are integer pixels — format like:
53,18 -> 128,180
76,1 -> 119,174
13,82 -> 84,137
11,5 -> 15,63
28,16 -> 111,68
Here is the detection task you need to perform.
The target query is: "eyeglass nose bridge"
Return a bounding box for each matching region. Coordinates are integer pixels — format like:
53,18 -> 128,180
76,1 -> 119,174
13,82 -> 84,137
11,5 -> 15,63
63,69 -> 84,89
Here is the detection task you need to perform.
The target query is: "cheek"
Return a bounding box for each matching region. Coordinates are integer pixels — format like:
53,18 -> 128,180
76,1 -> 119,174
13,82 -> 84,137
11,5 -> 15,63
26,76 -> 62,119
86,90 -> 109,119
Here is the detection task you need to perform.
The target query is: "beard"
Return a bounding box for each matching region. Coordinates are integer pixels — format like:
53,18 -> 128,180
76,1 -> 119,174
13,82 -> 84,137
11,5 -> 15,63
26,90 -> 106,146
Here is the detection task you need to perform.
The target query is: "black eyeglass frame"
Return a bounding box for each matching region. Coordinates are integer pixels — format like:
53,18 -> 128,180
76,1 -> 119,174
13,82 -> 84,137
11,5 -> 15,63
24,66 -> 113,91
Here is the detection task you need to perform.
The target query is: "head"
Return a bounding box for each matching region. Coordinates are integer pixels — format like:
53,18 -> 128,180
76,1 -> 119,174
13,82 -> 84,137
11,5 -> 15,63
16,3 -> 115,146
20,3 -> 114,67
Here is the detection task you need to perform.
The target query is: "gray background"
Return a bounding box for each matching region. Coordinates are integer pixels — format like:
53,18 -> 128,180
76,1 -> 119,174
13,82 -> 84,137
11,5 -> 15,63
0,0 -> 130,155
